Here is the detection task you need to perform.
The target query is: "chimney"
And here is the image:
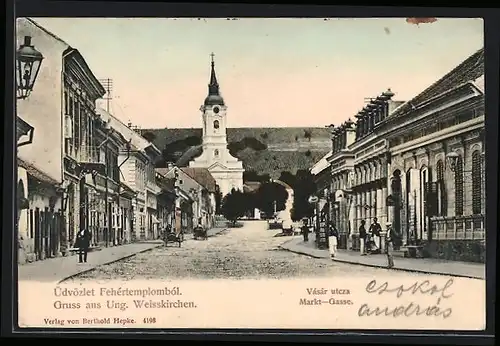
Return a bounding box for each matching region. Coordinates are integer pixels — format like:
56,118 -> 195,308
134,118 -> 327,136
388,100 -> 405,114
167,162 -> 174,170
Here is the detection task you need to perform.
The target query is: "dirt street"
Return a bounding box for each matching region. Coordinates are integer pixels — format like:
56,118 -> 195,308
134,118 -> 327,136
68,221 -> 434,282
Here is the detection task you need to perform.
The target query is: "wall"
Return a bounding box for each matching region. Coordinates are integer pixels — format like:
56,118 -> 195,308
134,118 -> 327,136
16,18 -> 67,183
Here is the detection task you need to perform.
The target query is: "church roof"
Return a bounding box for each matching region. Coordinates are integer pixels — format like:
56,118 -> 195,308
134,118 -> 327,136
204,53 -> 225,106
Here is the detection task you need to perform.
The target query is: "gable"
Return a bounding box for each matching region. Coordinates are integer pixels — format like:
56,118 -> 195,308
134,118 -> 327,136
207,162 -> 229,171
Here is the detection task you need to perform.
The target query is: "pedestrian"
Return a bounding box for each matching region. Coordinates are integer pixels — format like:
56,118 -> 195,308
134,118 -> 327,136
301,219 -> 310,242
75,228 -> 91,263
385,223 -> 395,268
368,217 -> 382,253
359,220 -> 367,255
328,222 -> 339,258
194,218 -> 206,239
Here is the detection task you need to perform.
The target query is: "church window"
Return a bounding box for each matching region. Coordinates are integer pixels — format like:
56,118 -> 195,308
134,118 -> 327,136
472,150 -> 482,215
214,149 -> 219,158
454,155 -> 464,216
213,120 -> 220,129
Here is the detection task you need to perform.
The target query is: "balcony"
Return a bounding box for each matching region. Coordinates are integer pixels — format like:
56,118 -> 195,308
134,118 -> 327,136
78,145 -> 106,175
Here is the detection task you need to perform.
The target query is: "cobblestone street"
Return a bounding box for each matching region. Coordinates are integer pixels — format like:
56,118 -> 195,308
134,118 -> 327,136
70,221 -> 442,282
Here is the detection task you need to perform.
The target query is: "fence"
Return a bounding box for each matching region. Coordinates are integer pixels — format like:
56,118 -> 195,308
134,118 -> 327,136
29,207 -> 65,261
430,215 -> 485,240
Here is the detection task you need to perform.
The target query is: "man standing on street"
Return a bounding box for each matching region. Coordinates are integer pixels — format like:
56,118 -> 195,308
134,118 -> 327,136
301,218 -> 310,242
359,220 -> 367,255
76,228 -> 91,263
385,223 -> 395,268
328,222 -> 339,258
368,217 -> 382,253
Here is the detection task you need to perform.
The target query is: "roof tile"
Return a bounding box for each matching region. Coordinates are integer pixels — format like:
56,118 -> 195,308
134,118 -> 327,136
180,167 -> 217,193
391,48 -> 484,118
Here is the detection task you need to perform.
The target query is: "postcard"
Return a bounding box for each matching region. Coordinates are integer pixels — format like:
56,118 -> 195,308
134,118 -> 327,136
15,17 -> 486,330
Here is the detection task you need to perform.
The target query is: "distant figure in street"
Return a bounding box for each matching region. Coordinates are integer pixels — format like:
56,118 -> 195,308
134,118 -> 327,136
75,228 -> 91,263
328,222 -> 339,258
359,220 -> 367,255
385,223 -> 395,268
301,219 -> 310,242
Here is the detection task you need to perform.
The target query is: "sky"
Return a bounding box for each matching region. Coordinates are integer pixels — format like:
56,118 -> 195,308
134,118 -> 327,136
32,17 -> 484,129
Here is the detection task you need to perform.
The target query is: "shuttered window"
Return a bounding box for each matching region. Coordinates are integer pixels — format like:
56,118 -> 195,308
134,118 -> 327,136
454,155 -> 464,216
472,151 -> 482,215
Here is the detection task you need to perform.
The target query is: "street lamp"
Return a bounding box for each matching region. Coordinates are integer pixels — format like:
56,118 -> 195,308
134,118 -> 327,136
16,36 -> 44,100
445,151 -> 460,172
446,150 -> 485,173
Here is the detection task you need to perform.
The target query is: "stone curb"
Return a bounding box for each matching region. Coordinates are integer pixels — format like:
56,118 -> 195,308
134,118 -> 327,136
58,228 -> 230,283
279,241 -> 484,280
58,244 -> 164,284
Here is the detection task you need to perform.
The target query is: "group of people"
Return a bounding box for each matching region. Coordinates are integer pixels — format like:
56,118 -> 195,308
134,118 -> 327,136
298,216 -> 395,269
359,217 -> 395,268
298,218 -> 339,257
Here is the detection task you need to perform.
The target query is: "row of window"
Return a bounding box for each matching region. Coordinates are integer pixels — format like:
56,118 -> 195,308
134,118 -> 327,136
64,81 -> 122,183
64,86 -> 97,161
426,152 -> 482,217
388,107 -> 483,148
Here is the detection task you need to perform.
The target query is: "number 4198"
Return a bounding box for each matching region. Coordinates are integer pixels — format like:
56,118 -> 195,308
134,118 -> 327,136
143,317 -> 156,324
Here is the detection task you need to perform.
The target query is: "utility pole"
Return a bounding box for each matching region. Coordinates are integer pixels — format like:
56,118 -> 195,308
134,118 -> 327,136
99,78 -> 113,113
98,131 -> 111,248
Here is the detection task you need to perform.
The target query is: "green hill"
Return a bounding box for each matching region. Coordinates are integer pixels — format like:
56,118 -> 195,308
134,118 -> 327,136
140,127 -> 331,180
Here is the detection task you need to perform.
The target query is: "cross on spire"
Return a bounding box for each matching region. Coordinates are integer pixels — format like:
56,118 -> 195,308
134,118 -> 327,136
204,52 -> 224,105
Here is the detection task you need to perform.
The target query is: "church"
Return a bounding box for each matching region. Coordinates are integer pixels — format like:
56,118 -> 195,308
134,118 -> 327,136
188,54 -> 244,197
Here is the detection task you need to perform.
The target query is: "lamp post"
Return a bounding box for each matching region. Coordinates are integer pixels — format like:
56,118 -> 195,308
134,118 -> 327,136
446,150 -> 485,174
16,36 -> 44,100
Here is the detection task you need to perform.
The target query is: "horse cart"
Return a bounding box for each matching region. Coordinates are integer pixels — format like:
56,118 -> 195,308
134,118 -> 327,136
163,231 -> 183,247
193,226 -> 208,240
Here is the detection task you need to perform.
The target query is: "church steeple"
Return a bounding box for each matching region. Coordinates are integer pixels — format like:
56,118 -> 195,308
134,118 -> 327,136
204,53 -> 225,106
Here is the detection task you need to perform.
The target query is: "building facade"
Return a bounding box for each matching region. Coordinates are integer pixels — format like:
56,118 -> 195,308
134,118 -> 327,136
157,164 -> 217,231
382,48 -> 485,262
326,120 -> 357,249
97,108 -> 163,241
188,55 -> 244,197
347,90 -> 403,251
317,48 -> 485,262
16,18 -> 69,263
155,171 -> 176,232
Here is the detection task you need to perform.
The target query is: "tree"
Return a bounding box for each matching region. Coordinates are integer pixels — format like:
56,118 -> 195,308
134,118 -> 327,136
278,171 -> 296,188
291,170 -> 317,221
254,182 -> 288,216
303,129 -> 312,142
221,189 -> 253,225
214,186 -> 223,215
142,131 -> 157,143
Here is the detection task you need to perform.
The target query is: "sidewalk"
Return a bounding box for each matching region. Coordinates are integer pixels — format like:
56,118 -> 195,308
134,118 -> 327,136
18,227 -> 228,283
279,234 -> 485,280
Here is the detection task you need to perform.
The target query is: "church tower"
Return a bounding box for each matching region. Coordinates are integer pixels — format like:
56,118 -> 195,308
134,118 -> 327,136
189,53 -> 244,197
